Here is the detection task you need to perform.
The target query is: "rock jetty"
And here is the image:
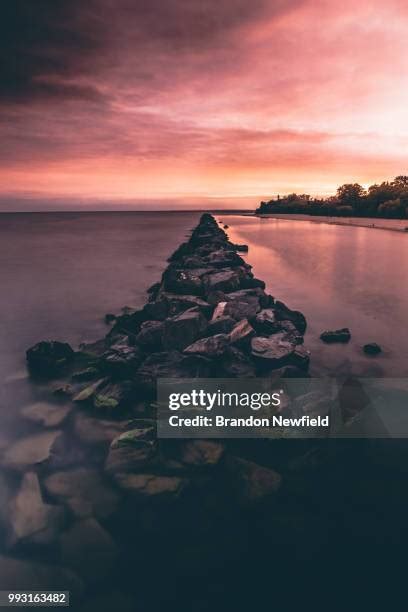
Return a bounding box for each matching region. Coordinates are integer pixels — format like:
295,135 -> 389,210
1,214 -> 317,609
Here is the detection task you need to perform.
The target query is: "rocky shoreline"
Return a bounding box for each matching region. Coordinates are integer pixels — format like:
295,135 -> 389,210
0,214 -> 321,610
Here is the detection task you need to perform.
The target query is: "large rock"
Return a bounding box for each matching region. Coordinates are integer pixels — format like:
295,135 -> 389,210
274,301 -> 307,334
229,319 -> 255,348
134,321 -> 164,350
203,270 -> 241,293
162,293 -> 213,318
26,341 -> 74,377
8,472 -> 66,547
136,351 -> 212,394
20,401 -> 71,428
204,315 -> 236,336
251,333 -> 296,366
224,299 -> 260,320
1,430 -> 62,472
320,328 -> 351,343
105,426 -> 157,475
220,346 -> 256,377
162,267 -> 206,295
363,342 -> 382,355
225,456 -> 282,504
183,334 -> 230,358
162,308 -> 207,351
44,468 -> 120,520
206,249 -> 244,268
113,473 -> 188,501
59,518 -> 119,584
101,343 -> 142,377
0,555 -> 83,594
254,308 -> 279,334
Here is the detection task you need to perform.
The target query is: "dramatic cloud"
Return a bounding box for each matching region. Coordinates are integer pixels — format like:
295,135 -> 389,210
1,0 -> 408,209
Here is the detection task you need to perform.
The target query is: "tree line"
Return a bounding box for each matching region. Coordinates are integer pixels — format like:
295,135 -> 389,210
256,176 -> 408,219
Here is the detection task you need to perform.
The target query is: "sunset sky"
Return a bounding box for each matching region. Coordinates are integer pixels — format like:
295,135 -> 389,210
1,0 -> 408,210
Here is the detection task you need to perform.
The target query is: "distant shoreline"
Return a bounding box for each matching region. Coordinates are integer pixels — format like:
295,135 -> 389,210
248,213 -> 408,233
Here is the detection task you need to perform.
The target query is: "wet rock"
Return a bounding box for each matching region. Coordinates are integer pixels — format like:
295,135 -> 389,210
142,299 -> 168,321
8,472 -> 66,547
206,249 -> 244,268
161,293 -> 213,318
136,351 -> 212,394
135,320 -> 164,350
251,333 -> 296,366
203,269 -> 241,293
2,430 -> 62,472
162,308 -> 207,351
74,412 -> 130,448
104,313 -> 116,324
274,300 -> 307,334
0,555 -> 83,594
220,346 -> 256,377
44,468 -> 120,520
20,402 -> 71,428
290,345 -> 311,370
59,518 -> 119,584
26,341 -> 74,377
184,334 -> 230,358
211,301 -> 228,319
233,243 -> 248,252
225,456 -> 282,504
229,319 -> 255,349
204,315 -> 236,336
72,367 -> 100,382
162,267 -> 205,295
147,281 -> 161,299
105,427 -> 157,474
240,276 -> 266,290
320,328 -> 351,343
101,343 -> 142,378
180,440 -> 224,466
73,378 -> 108,403
224,299 -> 260,321
278,319 -> 304,344
363,342 -> 382,355
113,473 -> 188,501
52,384 -> 74,398
93,381 -> 133,412
254,308 -> 278,334
206,290 -> 229,305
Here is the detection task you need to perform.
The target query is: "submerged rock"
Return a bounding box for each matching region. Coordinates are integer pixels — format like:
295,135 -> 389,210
20,401 -> 71,428
2,430 -> 62,472
363,342 -> 382,355
320,328 -> 351,343
73,412 -> 130,448
44,468 -> 120,520
113,473 -> 188,501
26,341 -> 74,377
8,472 -> 66,547
105,427 -> 157,474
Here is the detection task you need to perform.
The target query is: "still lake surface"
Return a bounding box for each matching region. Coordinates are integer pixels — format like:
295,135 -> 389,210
0,210 -> 407,444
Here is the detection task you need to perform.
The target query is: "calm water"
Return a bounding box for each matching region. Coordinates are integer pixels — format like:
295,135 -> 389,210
0,212 -> 199,441
1,210 -> 408,441
219,214 -> 408,378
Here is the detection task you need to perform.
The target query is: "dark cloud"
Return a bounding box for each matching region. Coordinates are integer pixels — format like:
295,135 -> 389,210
0,0 -> 104,102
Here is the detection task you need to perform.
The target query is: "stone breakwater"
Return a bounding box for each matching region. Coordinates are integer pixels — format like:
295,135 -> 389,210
0,214 -> 316,608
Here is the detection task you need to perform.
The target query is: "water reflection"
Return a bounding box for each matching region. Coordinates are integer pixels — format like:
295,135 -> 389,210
222,215 -> 408,377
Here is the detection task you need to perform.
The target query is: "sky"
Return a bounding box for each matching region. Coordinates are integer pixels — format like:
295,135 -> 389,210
1,0 -> 408,210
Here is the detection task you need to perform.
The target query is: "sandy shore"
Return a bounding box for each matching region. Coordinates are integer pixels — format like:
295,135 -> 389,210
249,213 -> 408,233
